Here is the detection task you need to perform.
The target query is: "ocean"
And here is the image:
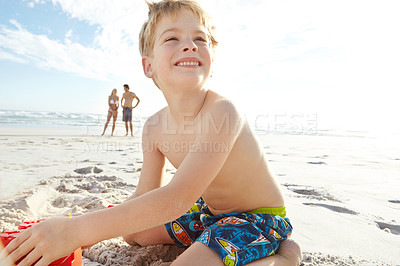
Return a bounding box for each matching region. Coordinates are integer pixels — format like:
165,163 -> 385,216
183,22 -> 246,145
0,109 -> 147,136
0,110 -> 105,127
0,109 -> 379,138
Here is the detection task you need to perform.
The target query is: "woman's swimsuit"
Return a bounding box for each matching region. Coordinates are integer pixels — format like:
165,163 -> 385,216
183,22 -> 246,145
110,98 -> 119,105
109,98 -> 119,114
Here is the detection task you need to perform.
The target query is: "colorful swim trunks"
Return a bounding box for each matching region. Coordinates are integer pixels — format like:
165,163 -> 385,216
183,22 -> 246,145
165,198 -> 293,266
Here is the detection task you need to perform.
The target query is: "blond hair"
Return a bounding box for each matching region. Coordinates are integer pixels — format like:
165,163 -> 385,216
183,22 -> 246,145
139,0 -> 218,57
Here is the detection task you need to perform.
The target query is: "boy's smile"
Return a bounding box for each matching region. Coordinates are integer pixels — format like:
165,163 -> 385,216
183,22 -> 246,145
143,9 -> 213,91
175,57 -> 201,67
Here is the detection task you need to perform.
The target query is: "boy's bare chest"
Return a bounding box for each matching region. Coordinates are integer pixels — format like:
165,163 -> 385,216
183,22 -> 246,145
157,132 -> 196,168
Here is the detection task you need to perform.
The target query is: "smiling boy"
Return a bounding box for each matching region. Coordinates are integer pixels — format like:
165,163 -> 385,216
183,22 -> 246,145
124,0 -> 300,265
0,1 -> 300,265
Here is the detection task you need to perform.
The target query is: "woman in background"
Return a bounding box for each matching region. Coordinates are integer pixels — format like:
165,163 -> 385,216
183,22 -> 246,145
101,88 -> 119,136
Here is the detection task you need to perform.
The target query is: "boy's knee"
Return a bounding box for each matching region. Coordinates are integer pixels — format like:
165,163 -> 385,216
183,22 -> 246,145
278,238 -> 302,265
123,233 -> 151,246
123,226 -> 174,247
123,233 -> 140,246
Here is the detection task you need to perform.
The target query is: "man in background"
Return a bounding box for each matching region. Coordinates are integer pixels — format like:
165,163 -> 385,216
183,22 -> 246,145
121,84 -> 140,136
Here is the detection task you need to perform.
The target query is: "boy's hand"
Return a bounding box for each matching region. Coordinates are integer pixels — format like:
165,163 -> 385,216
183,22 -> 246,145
0,217 -> 79,266
0,245 -> 14,266
64,212 -> 97,249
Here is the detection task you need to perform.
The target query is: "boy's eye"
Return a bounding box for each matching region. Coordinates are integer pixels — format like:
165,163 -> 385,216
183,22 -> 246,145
195,37 -> 207,42
165,37 -> 178,42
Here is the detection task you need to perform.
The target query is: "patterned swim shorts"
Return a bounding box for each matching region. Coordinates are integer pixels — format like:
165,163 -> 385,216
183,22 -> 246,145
165,198 -> 293,266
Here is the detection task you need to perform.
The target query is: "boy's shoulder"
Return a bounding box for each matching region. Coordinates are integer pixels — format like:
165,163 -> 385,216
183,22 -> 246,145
142,90 -> 243,136
202,90 -> 243,122
205,90 -> 236,109
148,105 -> 168,120
142,106 -> 168,134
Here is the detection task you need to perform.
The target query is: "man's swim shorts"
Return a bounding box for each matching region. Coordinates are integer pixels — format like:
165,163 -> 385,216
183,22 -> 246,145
165,198 -> 293,266
122,107 -> 132,122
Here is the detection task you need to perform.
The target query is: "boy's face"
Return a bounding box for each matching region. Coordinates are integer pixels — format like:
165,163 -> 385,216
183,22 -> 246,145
143,10 -> 213,90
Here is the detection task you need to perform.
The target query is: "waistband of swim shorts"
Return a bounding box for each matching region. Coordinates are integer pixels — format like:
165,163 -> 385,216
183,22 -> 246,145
246,206 -> 287,218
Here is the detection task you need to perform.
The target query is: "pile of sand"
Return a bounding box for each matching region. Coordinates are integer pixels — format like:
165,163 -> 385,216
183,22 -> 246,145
0,172 -> 184,265
1,171 -> 394,265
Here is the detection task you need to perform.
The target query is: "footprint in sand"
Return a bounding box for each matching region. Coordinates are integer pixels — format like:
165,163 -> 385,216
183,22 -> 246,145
303,203 -> 358,215
292,188 -> 321,197
307,161 -> 327,165
284,184 -> 339,202
375,221 -> 400,235
123,169 -> 136,173
74,166 -> 103,174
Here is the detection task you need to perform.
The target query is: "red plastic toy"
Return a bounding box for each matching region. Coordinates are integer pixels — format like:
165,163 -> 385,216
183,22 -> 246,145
0,230 -> 20,247
49,248 -> 82,266
18,219 -> 44,230
1,220 -> 83,266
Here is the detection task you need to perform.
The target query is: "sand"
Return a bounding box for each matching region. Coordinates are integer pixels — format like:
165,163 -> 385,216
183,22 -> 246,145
1,127 -> 399,265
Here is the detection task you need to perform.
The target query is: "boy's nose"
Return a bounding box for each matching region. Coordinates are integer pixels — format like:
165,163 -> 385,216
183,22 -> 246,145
182,41 -> 198,53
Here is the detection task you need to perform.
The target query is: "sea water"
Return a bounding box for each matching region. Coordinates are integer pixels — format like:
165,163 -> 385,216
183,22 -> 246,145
0,109 -> 147,136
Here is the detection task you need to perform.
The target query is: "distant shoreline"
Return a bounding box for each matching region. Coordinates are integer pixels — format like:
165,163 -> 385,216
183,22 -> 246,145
1,109 -> 391,139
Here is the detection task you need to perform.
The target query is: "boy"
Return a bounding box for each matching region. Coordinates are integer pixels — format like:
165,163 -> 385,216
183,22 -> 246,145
0,1 -> 301,265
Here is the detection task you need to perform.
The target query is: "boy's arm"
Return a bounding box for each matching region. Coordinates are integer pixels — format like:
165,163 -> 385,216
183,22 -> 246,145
126,120 -> 165,201
74,100 -> 242,237
165,100 -> 243,204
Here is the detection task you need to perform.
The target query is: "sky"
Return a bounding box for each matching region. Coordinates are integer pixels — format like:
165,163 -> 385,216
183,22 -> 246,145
1,0 -> 400,135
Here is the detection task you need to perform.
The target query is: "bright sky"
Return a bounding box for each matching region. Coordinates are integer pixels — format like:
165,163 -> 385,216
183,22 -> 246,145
1,0 -> 399,135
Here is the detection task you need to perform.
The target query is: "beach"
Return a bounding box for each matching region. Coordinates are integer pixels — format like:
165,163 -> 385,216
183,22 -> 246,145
1,125 -> 399,265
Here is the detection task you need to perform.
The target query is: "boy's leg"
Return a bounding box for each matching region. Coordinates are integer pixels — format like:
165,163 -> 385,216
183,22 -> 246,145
171,242 -> 223,266
246,238 -> 302,266
171,239 -> 301,266
123,225 -> 174,246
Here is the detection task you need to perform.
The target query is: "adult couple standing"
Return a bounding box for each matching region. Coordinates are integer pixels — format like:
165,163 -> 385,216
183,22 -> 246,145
101,84 -> 140,136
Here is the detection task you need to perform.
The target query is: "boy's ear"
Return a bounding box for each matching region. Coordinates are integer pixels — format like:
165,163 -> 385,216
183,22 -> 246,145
142,57 -> 154,78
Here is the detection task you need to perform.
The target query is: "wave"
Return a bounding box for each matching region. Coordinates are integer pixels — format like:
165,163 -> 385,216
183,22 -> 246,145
1,110 -> 391,139
0,109 -> 147,128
